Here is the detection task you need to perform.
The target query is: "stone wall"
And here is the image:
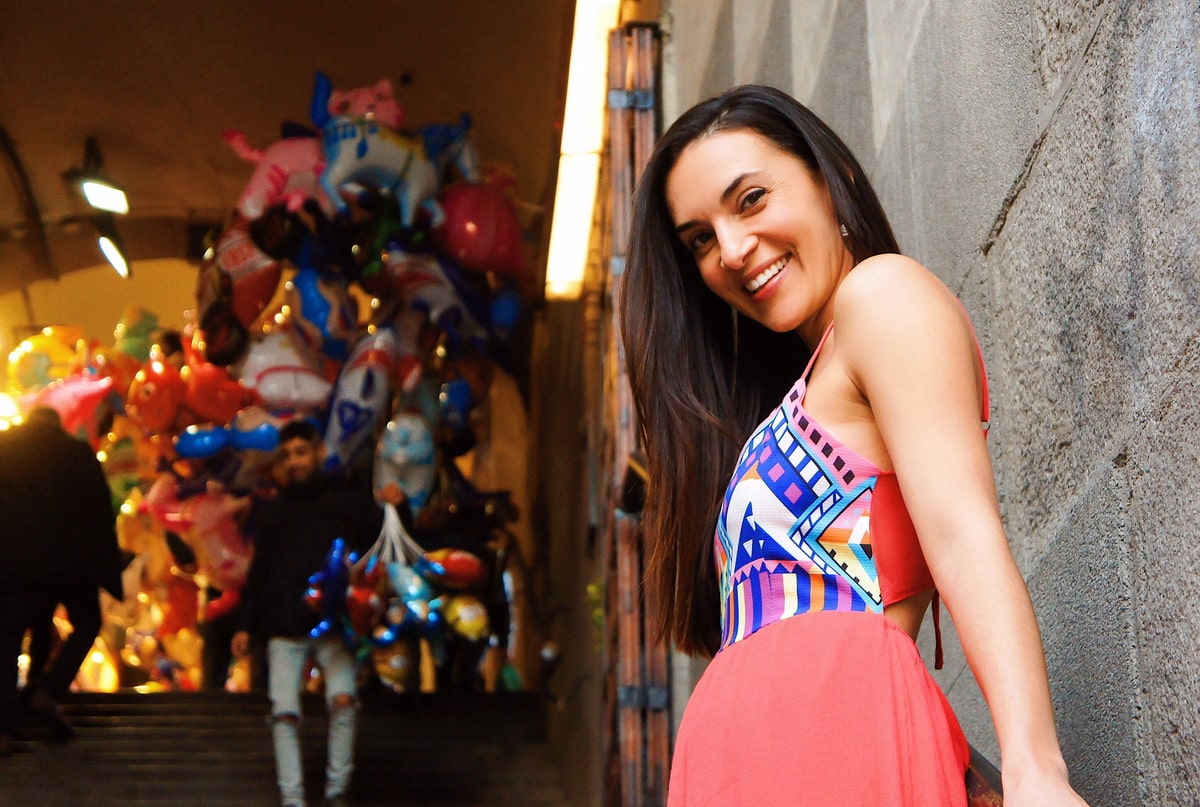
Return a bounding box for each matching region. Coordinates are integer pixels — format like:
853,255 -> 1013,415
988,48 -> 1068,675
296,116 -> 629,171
660,1 -> 1200,803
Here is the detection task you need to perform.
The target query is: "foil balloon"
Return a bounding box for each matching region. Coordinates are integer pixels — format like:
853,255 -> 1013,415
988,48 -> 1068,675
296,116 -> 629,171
443,593 -> 489,641
215,219 -> 284,321
125,348 -> 187,434
141,477 -> 253,596
237,330 -> 333,413
113,309 -> 158,363
373,411 -> 436,518
307,537 -> 354,644
380,248 -> 490,357
322,76 -> 406,130
345,560 -> 386,640
439,378 -> 475,436
180,339 -> 258,426
489,286 -> 523,344
421,548 -> 488,591
6,326 -> 84,395
223,130 -> 335,221
286,267 -> 357,362
372,641 -> 419,692
174,420 -> 279,460
432,181 -> 526,276
387,561 -> 433,604
20,373 -> 114,441
311,72 -> 439,227
203,588 -> 242,622
89,345 -> 142,401
322,327 -> 399,473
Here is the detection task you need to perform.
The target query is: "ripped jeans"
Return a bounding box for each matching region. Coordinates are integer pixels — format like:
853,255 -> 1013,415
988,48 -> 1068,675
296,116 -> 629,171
267,636 -> 359,806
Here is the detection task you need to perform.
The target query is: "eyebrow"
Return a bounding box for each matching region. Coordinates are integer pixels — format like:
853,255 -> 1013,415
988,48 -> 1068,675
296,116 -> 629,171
673,171 -> 759,235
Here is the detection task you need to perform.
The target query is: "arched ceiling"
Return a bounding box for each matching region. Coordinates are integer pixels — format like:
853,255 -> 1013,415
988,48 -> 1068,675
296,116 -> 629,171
0,1 -> 576,296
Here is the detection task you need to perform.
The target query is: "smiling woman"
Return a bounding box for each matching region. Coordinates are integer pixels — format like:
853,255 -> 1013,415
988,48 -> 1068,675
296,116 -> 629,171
619,84 -> 1088,807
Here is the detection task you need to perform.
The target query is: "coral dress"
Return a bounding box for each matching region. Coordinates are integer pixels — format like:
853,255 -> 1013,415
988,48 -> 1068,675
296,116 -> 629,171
668,324 -> 989,806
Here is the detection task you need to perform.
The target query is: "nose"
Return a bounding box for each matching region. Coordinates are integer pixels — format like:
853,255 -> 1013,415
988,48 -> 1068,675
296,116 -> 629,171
715,220 -> 755,271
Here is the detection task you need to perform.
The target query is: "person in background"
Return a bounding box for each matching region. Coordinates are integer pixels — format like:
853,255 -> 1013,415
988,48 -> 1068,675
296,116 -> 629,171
619,85 -> 1088,805
0,406 -> 124,755
232,418 -> 403,807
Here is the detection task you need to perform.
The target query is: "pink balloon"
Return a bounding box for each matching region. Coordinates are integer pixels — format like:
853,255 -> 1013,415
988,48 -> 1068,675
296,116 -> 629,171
21,373 -> 114,440
224,131 -> 334,221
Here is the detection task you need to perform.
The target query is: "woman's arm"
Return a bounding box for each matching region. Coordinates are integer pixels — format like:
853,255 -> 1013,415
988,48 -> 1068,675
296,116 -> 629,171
834,254 -> 1087,805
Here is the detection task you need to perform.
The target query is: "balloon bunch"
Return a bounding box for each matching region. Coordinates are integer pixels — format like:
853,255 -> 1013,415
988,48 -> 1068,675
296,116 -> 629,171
192,69 -> 531,485
1,71 -> 533,692
304,504 -> 494,666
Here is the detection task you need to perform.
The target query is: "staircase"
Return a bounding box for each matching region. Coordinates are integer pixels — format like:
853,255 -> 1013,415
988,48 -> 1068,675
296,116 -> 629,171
1,688 -> 572,806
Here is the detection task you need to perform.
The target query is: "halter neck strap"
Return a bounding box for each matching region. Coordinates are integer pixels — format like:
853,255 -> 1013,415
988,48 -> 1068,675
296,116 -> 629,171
801,321 -> 836,381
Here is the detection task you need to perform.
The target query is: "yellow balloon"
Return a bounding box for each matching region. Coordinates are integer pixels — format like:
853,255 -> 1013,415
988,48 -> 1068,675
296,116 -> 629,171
444,594 -> 490,641
6,326 -> 84,395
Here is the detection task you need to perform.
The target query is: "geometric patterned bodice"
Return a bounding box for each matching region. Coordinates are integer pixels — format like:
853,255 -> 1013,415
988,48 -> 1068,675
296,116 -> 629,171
715,375 -> 886,650
715,323 -> 989,653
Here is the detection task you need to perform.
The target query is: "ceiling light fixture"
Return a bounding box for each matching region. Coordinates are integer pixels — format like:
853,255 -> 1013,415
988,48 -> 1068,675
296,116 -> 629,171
94,213 -> 131,279
544,0 -> 622,301
64,137 -> 129,215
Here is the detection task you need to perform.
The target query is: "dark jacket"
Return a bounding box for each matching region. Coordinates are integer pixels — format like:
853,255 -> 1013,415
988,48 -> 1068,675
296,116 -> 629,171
239,473 -> 383,640
0,420 -> 124,597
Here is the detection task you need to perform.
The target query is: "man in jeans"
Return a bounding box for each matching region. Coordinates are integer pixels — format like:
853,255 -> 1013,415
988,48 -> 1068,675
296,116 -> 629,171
233,419 -> 401,806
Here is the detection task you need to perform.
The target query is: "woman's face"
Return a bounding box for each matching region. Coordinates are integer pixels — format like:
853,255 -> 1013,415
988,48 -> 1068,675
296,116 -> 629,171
665,128 -> 854,343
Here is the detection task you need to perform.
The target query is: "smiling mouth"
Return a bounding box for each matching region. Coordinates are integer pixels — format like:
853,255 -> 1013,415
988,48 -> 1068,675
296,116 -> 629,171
744,254 -> 789,292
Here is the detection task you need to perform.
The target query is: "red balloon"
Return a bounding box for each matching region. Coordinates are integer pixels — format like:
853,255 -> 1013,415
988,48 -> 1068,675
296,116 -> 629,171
126,352 -> 186,434
181,339 -> 258,426
210,217 -> 283,328
423,548 -> 488,591
432,182 -> 526,276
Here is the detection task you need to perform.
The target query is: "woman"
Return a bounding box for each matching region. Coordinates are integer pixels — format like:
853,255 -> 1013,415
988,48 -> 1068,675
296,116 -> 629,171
619,85 -> 1087,806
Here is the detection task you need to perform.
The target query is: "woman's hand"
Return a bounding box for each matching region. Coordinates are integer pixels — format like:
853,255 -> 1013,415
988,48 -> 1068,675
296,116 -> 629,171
1002,762 -> 1090,806
376,483 -> 407,507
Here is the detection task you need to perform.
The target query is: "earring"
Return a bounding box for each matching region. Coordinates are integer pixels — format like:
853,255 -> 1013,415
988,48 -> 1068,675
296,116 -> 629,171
839,223 -> 849,238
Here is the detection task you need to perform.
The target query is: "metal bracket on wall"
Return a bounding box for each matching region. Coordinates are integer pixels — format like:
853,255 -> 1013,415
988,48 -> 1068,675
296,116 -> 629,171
617,684 -> 670,711
608,89 -> 655,110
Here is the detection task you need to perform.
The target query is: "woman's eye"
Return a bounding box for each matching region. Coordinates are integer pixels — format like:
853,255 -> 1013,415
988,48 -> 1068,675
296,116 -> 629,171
740,189 -> 766,210
686,231 -> 713,252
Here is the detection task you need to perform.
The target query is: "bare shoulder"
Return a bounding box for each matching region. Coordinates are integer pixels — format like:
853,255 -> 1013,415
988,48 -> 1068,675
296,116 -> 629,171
834,253 -> 959,321
832,254 -> 977,379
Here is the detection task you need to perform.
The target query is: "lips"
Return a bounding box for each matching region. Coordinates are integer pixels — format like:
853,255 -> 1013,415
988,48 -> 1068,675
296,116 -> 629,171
744,254 -> 789,293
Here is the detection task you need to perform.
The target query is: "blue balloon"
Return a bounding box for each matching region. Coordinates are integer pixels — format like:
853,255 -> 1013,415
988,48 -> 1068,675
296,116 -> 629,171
489,287 -> 522,341
174,426 -> 231,459
229,422 -> 279,453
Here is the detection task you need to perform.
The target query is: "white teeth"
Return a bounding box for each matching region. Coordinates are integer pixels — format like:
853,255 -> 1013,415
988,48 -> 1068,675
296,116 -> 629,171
745,255 -> 789,292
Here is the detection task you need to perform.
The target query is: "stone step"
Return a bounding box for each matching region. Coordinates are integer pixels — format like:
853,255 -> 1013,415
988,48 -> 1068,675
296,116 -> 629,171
2,689 -> 572,806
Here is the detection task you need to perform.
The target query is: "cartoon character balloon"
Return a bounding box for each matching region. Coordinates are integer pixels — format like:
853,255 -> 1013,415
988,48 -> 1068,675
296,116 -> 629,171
322,327 -> 400,472
6,326 -> 84,395
125,347 -> 187,434
237,329 -> 333,413
311,72 -> 477,228
224,130 -> 335,221
286,266 -> 357,362
373,411 -> 436,518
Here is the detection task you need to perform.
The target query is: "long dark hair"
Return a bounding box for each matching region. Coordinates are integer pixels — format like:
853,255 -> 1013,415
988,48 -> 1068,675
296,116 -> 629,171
619,85 -> 900,656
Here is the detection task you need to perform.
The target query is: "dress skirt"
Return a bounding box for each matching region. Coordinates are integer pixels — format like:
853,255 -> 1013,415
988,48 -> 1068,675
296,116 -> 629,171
668,610 -> 970,806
